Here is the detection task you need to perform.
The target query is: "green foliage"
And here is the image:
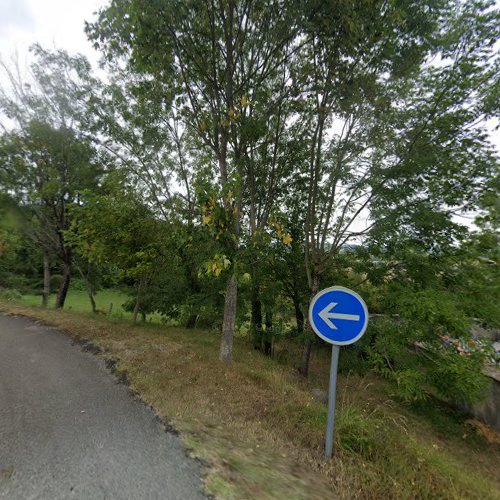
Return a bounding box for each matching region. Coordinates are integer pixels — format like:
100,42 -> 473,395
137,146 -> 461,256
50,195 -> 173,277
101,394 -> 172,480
427,348 -> 489,405
392,369 -> 429,403
67,175 -> 162,279
386,287 -> 469,337
0,287 -> 22,301
354,315 -> 490,405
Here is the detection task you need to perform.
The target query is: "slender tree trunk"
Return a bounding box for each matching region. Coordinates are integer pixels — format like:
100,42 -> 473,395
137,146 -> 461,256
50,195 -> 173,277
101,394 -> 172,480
55,253 -> 71,309
293,294 -> 304,334
88,288 -> 97,314
218,0 -> 239,364
299,338 -> 313,377
132,278 -> 143,324
186,314 -> 198,328
264,307 -> 273,356
42,251 -> 50,308
251,283 -> 263,350
299,276 -> 319,377
141,312 -> 146,323
220,273 -> 237,362
75,262 -> 97,313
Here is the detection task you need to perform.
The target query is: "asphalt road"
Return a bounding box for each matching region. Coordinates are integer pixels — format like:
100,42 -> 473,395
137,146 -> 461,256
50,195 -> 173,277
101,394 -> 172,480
0,313 -> 206,500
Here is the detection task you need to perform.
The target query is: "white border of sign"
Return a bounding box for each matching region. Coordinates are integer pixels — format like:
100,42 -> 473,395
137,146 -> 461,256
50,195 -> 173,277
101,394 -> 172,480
309,286 -> 369,346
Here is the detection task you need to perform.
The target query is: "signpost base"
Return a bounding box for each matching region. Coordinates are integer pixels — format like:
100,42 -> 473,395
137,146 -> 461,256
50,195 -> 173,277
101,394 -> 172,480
325,345 -> 340,459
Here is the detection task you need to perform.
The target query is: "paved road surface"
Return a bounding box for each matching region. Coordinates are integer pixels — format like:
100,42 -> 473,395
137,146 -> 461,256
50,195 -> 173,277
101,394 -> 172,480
0,313 -> 206,499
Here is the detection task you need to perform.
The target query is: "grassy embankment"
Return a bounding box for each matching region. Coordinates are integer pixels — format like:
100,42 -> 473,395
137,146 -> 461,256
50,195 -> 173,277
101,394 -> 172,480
1,298 -> 499,499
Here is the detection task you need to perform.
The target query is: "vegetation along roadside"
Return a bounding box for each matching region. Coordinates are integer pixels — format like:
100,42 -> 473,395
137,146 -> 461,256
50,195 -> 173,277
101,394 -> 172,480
1,300 -> 498,500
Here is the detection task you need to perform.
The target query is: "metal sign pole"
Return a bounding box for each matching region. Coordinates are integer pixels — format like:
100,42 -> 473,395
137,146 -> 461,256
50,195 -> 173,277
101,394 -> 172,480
325,345 -> 340,459
309,286 -> 368,460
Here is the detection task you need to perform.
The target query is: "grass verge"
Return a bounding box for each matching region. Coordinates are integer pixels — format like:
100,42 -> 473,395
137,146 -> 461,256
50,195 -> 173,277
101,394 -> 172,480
19,289 -> 164,323
1,300 -> 499,499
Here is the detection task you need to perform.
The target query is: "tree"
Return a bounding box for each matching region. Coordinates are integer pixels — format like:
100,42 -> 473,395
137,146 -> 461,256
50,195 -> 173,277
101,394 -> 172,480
85,0 -> 498,374
0,46 -> 103,308
87,0 -> 301,361
67,174 -> 167,323
292,0 -> 499,375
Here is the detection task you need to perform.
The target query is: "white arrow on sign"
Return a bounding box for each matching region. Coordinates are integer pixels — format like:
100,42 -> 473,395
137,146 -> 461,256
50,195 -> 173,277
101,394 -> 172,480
319,302 -> 360,330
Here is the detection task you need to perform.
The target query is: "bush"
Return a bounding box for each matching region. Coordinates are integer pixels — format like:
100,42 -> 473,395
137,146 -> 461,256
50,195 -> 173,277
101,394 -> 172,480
50,274 -> 63,290
0,274 -> 35,294
386,287 -> 469,338
69,278 -> 87,291
345,314 -> 490,405
427,349 -> 489,404
0,287 -> 22,301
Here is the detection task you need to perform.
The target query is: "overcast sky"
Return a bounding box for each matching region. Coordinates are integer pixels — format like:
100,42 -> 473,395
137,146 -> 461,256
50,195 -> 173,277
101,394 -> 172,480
0,0 -> 497,152
0,0 -> 106,66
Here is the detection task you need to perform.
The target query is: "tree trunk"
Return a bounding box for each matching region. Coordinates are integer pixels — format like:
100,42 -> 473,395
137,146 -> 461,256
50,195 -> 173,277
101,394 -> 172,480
55,254 -> 71,309
132,279 -> 143,324
220,273 -> 237,362
299,337 -> 313,377
185,313 -> 198,328
264,307 -> 273,356
141,312 -> 146,323
251,284 -> 263,350
293,294 -> 304,334
42,251 -> 50,308
299,276 -> 319,377
88,288 -> 97,314
75,262 -> 97,313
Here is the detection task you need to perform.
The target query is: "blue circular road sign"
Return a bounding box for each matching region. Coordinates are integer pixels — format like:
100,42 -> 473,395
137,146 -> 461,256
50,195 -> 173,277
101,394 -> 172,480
309,286 -> 369,346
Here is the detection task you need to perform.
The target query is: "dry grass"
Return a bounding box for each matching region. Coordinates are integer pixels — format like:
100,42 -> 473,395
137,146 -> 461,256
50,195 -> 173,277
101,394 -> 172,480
1,300 -> 499,499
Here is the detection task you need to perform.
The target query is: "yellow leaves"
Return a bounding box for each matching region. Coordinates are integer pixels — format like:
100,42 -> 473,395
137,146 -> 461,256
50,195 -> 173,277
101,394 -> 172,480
226,107 -> 239,125
202,196 -> 218,225
197,120 -> 208,133
269,219 -> 293,245
239,95 -> 252,108
204,254 -> 231,278
225,96 -> 251,126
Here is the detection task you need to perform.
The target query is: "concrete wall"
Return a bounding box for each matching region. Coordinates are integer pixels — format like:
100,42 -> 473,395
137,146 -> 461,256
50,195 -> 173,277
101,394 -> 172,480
464,367 -> 500,431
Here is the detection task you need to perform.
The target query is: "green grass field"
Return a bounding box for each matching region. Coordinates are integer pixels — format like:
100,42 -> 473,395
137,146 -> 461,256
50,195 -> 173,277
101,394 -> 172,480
18,289 -> 164,322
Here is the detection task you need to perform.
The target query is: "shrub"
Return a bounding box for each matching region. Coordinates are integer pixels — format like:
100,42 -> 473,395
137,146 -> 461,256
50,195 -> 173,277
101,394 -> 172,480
350,313 -> 490,405
69,278 -> 87,291
427,349 -> 489,404
0,287 -> 22,301
50,274 -> 63,290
